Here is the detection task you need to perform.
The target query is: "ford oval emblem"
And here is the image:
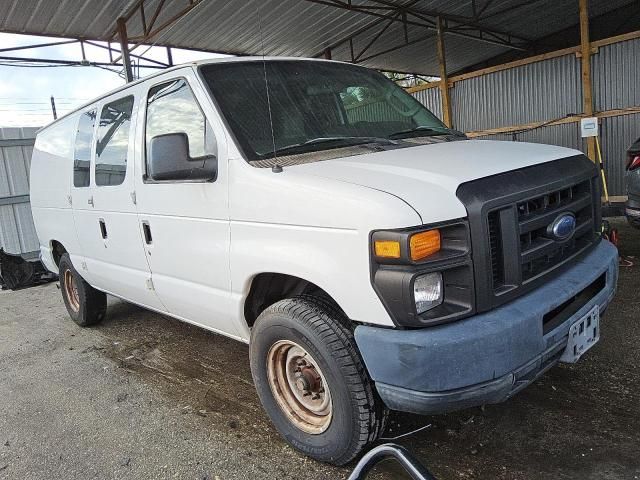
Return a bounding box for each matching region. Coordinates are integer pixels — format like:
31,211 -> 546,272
548,213 -> 577,241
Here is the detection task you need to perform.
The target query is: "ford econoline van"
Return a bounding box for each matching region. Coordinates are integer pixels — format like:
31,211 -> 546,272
30,58 -> 618,465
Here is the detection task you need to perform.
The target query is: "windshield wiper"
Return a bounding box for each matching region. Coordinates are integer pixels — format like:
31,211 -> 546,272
388,125 -> 464,139
263,136 -> 397,158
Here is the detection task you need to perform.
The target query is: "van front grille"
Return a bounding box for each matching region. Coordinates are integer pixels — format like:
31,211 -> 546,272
456,155 -> 601,312
488,211 -> 504,289
489,178 -> 595,286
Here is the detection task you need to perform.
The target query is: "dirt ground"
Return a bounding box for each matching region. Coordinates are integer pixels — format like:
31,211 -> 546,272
1,218 -> 639,480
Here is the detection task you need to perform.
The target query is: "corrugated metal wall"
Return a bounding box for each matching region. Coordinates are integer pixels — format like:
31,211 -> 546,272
412,87 -> 443,120
0,127 -> 40,257
411,36 -> 640,196
450,54 -> 582,133
600,114 -> 640,195
592,38 -> 640,111
592,38 -> 640,196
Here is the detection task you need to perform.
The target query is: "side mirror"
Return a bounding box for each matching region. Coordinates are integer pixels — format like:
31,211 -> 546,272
148,132 -> 217,182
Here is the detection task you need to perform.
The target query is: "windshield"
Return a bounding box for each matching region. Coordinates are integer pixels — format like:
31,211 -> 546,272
200,60 -> 453,161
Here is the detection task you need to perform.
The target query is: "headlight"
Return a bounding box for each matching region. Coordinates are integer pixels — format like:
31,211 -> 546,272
370,219 -> 473,327
414,272 -> 443,313
374,228 -> 441,262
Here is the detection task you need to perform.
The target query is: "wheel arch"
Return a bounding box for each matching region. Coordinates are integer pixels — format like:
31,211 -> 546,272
243,272 -> 346,329
50,240 -> 68,268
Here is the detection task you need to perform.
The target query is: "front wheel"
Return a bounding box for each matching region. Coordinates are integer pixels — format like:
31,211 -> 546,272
59,253 -> 107,327
250,296 -> 387,465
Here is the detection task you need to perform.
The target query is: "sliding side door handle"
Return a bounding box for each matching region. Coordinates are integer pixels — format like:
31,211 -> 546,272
142,221 -> 153,245
98,219 -> 107,239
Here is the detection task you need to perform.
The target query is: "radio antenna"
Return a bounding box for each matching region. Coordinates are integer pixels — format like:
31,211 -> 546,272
255,3 -> 278,165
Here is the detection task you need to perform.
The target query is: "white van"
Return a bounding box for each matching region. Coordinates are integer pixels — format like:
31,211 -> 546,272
31,58 -> 618,465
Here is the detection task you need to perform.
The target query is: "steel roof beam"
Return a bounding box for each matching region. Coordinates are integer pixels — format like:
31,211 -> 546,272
109,0 -> 205,67
117,18 -> 134,82
0,39 -> 79,54
0,55 -> 164,69
306,0 -> 431,29
307,0 -> 535,59
366,0 -> 533,48
353,10 -> 402,62
471,0 -> 497,20
347,0 -> 532,45
82,40 -> 170,68
356,32 -> 436,67
314,0 -> 422,58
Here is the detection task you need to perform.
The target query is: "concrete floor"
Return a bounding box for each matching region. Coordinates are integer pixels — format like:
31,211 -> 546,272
1,218 -> 639,480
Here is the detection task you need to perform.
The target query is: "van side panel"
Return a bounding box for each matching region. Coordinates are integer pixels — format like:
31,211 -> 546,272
30,114 -> 82,273
68,91 -> 166,312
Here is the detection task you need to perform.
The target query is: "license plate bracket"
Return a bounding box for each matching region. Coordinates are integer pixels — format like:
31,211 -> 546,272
559,305 -> 600,363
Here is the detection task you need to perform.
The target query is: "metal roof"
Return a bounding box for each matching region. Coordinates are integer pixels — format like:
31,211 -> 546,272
0,0 -> 637,75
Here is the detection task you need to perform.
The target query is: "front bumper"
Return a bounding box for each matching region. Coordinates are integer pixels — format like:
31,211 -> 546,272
354,240 -> 619,415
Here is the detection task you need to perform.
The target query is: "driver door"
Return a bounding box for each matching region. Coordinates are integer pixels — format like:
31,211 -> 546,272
132,70 -> 238,338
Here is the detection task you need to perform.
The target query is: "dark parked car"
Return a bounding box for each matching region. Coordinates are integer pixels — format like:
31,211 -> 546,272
626,137 -> 640,228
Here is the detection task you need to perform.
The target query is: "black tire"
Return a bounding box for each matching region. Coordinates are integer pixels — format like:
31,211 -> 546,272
58,253 -> 107,327
250,295 -> 388,465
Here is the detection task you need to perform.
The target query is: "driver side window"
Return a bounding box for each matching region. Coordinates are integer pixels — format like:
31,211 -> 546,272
145,79 -> 208,167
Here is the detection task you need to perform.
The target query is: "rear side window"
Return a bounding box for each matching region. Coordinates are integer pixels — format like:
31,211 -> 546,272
96,96 -> 134,187
35,114 -> 76,159
146,79 -> 206,161
73,110 -> 96,187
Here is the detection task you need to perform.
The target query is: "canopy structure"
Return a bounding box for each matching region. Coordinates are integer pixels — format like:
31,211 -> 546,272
1,0 -> 639,79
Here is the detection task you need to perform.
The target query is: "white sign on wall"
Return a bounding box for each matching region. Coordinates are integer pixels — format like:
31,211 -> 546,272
580,117 -> 599,138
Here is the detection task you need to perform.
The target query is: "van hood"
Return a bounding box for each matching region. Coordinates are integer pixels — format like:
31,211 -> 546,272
289,140 -> 582,224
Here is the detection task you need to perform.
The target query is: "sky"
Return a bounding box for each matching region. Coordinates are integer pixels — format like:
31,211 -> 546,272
0,33 -> 224,129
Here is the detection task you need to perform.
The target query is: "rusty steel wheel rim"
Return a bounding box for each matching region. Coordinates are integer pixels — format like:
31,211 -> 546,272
267,340 -> 333,434
63,269 -> 80,312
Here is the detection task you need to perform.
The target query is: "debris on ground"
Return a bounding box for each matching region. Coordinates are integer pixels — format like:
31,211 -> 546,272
0,249 -> 57,290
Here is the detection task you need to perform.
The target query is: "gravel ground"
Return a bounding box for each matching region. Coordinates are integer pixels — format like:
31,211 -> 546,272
1,218 -> 639,480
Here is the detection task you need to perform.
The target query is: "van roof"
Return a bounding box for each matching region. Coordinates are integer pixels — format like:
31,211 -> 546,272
38,57 -> 350,133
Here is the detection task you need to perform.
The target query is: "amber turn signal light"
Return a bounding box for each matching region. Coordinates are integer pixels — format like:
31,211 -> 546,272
374,240 -> 401,259
410,229 -> 441,261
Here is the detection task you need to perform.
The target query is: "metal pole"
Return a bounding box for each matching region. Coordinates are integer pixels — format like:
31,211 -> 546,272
50,96 -> 57,120
436,16 -> 453,128
166,46 -> 173,66
117,17 -> 134,83
579,0 -> 596,161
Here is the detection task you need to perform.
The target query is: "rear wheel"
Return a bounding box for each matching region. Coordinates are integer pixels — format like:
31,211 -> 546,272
59,253 -> 106,327
250,295 -> 387,465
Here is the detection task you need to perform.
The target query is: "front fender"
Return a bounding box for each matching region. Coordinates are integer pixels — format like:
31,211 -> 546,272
229,222 -> 395,340
228,158 -> 423,340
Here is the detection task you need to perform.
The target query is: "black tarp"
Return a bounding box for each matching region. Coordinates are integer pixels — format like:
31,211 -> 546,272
0,249 -> 57,290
